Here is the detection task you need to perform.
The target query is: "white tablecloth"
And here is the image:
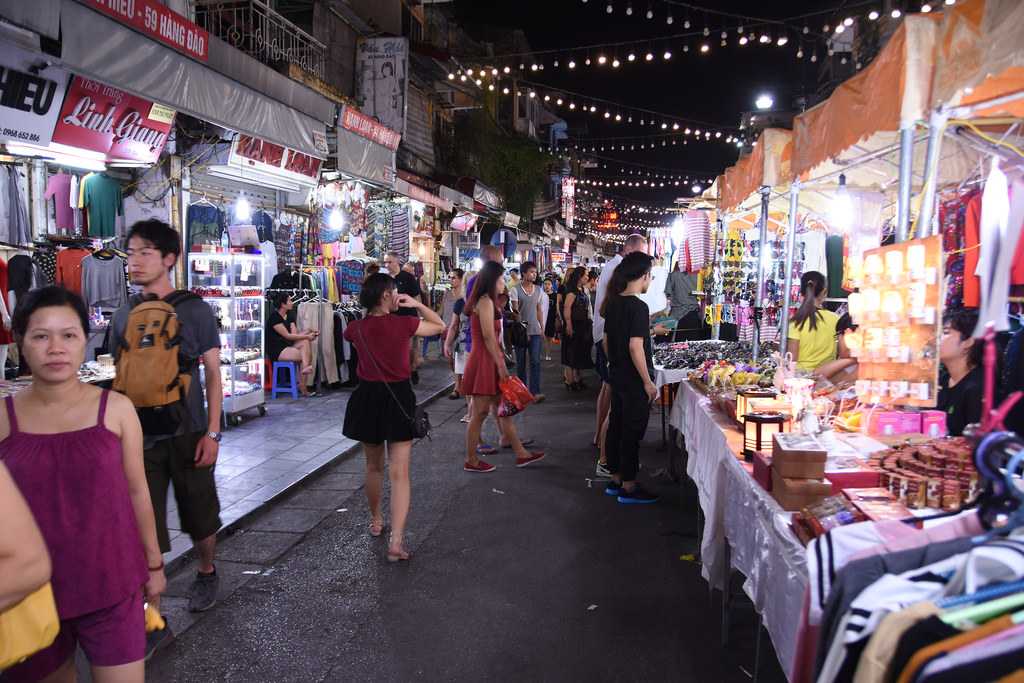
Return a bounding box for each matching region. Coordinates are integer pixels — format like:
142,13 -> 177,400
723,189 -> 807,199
653,364 -> 690,388
673,381 -> 807,681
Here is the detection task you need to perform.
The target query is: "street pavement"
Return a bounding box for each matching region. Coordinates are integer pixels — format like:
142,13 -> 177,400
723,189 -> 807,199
145,357 -> 786,682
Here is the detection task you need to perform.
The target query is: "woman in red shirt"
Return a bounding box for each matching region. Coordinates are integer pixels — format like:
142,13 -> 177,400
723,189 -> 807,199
461,261 -> 545,473
343,273 -> 445,562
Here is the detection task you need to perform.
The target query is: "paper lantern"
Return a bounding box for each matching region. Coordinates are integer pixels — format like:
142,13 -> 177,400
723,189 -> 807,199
737,388 -> 775,419
743,412 -> 787,460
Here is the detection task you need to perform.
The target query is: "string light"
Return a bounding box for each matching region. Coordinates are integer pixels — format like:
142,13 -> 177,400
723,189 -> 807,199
663,50 -> 672,60
700,43 -> 710,53
645,51 -> 654,61
868,10 -> 879,19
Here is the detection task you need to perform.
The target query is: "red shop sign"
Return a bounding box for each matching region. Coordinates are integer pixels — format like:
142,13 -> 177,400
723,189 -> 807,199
86,0 -> 209,62
339,106 -> 401,151
52,77 -> 174,164
232,134 -> 323,180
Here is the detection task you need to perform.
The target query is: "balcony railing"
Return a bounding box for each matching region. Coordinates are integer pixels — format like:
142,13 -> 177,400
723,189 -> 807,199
194,0 -> 327,81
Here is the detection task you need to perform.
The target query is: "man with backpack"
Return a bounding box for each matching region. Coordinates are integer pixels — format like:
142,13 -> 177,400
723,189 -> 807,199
111,220 -> 223,618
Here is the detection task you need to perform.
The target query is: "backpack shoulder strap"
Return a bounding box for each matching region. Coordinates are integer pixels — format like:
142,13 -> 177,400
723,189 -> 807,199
164,290 -> 202,308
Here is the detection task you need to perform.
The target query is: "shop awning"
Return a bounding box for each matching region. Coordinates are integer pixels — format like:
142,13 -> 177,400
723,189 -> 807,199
56,0 -> 329,159
395,177 -> 453,213
720,128 -> 793,213
793,15 -> 940,181
439,185 -> 475,209
932,0 -> 1024,117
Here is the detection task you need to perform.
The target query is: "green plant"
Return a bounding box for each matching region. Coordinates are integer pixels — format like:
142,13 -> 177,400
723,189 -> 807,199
440,109 -> 552,223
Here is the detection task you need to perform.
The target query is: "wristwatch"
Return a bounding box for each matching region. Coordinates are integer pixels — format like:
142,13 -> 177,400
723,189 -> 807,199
207,431 -> 223,443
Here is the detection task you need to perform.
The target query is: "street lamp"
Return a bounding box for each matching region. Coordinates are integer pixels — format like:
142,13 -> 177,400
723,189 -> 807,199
755,94 -> 774,110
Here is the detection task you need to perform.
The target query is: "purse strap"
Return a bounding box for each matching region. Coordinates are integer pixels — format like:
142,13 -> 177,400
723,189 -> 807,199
355,318 -> 417,425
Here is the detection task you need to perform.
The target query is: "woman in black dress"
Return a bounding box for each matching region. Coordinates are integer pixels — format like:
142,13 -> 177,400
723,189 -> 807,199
560,266 -> 595,390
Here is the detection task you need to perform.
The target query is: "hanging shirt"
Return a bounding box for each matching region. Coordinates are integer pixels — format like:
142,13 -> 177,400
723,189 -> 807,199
800,231 -> 828,276
56,248 -> 90,296
0,165 -> 31,245
81,174 -> 123,238
826,235 -> 847,298
43,173 -> 75,232
81,254 -> 128,309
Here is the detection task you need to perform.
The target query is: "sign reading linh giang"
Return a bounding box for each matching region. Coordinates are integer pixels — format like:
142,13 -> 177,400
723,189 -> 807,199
355,37 -> 409,138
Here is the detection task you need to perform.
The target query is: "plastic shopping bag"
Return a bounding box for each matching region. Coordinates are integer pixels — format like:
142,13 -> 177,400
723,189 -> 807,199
497,397 -> 521,417
498,375 -> 535,413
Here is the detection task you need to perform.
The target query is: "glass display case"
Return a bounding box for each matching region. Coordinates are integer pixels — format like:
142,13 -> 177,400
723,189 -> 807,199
187,253 -> 266,425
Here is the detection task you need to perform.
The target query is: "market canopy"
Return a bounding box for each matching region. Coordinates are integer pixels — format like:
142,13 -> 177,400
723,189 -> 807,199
719,128 -> 793,214
931,0 -> 1024,117
792,15 -> 940,184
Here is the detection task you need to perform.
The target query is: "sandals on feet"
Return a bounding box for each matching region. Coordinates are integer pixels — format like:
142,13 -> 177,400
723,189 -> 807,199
387,534 -> 411,562
369,518 -> 385,537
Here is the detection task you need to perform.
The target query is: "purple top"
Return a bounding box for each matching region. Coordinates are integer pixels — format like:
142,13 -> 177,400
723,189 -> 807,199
1,390 -> 148,618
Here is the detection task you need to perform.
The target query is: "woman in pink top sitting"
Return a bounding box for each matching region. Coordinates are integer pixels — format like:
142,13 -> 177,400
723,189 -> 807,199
0,286 -> 165,683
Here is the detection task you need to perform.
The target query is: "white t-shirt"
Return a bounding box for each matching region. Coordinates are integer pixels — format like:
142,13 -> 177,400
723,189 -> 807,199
592,254 -> 622,341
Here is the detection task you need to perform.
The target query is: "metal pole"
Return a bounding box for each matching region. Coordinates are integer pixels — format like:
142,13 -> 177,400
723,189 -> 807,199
779,182 -> 801,342
915,109 -> 949,238
712,219 -> 722,341
895,126 -> 915,242
752,186 -> 770,362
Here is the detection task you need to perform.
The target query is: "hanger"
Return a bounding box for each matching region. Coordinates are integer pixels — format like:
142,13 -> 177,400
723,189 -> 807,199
190,193 -> 217,208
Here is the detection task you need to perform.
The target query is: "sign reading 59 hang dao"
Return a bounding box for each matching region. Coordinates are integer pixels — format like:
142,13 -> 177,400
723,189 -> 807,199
52,77 -> 174,163
0,44 -> 70,146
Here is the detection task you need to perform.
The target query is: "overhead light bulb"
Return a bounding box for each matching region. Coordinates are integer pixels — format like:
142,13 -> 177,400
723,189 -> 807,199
945,0 -> 955,5
797,48 -> 804,58
448,72 -> 455,80
568,60 -> 576,69
891,8 -> 902,17
604,111 -> 610,118
672,123 -> 679,130
759,33 -> 770,44
835,24 -> 845,34
328,207 -> 344,230
590,105 -> 597,112
557,98 -> 563,105
663,50 -> 672,59
691,184 -> 701,194
504,65 -> 511,73
235,196 -> 252,221
720,39 -> 726,47
715,131 -> 721,138
660,122 -> 668,129
830,174 -> 854,232
612,58 -> 620,67
645,52 -> 654,61
459,74 -> 467,81
700,43 -> 709,53
615,114 -> 621,121
606,2 -> 613,13
921,2 -> 932,10
684,127 -> 691,134
475,78 -> 482,86
868,10 -> 879,19
666,12 -> 673,24
628,52 -> 636,61
466,68 -> 474,76
738,25 -> 745,33
530,63 -> 538,71
625,2 -> 632,15
777,36 -> 788,46
844,17 -> 854,26
585,57 -> 592,65
544,94 -> 550,101
598,55 -> 607,64
569,102 -> 576,109
739,36 -> 748,45
503,87 -> 510,94
755,93 -> 774,110
811,52 -> 818,62
803,25 -> 809,33
646,6 -> 653,19
492,68 -> 499,76
488,84 -> 495,91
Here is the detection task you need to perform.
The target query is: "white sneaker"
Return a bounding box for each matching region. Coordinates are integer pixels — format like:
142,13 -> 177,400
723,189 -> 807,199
595,462 -> 612,478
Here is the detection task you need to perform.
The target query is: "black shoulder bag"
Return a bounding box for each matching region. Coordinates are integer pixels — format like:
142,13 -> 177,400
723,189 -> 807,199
356,323 -> 431,440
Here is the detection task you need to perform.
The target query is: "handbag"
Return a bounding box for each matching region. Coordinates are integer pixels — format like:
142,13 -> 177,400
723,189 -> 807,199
508,319 -> 529,348
356,323 -> 431,440
0,582 -> 60,671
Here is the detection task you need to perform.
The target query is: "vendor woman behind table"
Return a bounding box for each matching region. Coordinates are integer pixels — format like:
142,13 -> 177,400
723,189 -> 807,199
267,293 -> 318,396
786,271 -> 839,371
937,309 -> 983,436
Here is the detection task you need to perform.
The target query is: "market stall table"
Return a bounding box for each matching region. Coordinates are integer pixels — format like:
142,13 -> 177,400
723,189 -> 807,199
669,380 -> 889,680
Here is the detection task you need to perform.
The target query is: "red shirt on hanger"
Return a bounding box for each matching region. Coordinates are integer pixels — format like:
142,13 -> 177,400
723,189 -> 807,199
56,248 -> 89,296
962,193 -> 983,308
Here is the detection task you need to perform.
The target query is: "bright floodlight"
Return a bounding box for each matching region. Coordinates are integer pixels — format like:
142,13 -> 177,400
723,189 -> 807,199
755,94 -> 774,110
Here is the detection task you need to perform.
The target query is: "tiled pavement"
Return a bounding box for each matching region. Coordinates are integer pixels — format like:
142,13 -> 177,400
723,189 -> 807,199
163,357 -> 455,570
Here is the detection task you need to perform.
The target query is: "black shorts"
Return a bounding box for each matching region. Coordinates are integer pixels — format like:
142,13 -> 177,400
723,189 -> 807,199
145,431 -> 222,553
343,380 -> 417,444
594,341 -> 610,384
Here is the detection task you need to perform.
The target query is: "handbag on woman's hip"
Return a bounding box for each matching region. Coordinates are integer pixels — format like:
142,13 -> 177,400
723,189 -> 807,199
0,582 -> 60,670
